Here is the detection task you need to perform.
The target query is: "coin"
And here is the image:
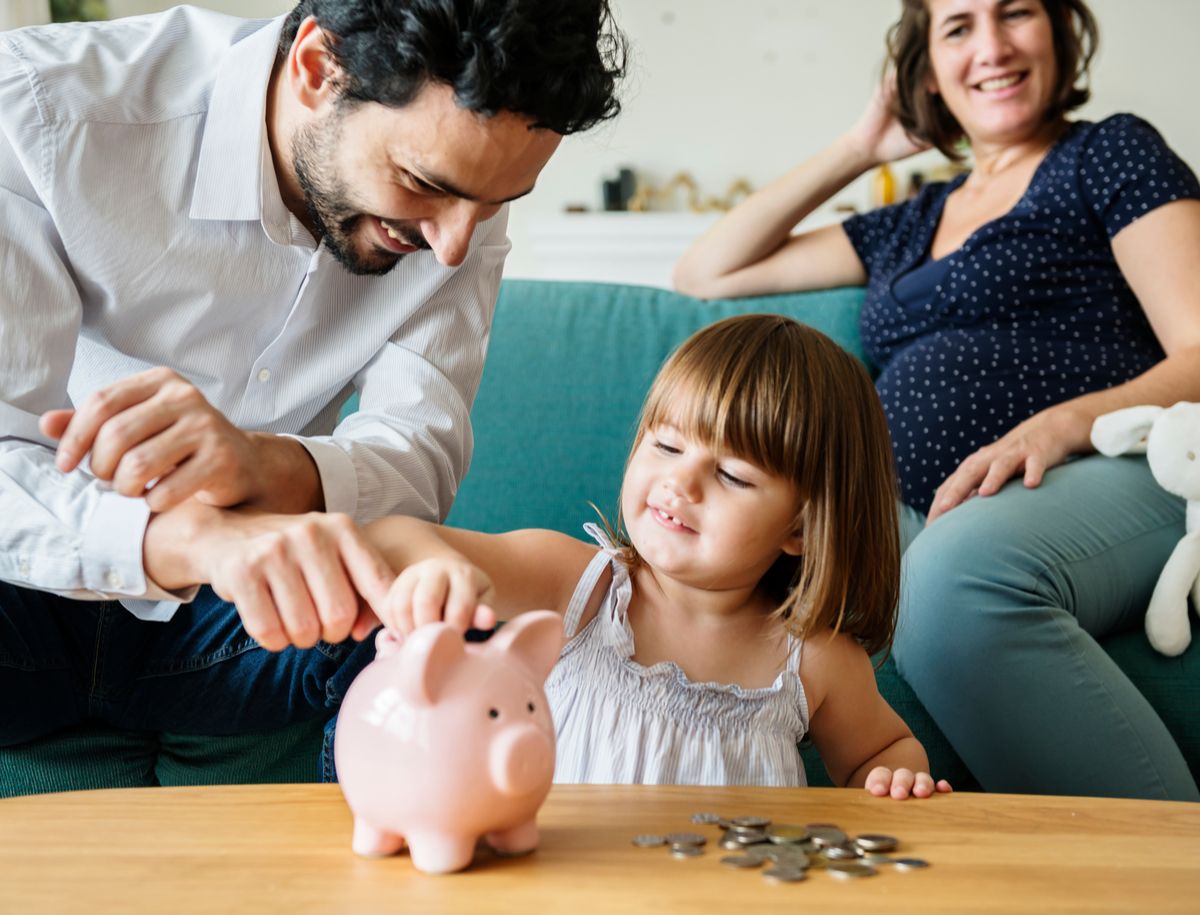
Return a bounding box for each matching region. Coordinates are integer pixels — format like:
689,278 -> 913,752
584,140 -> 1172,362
670,845 -> 704,859
827,861 -> 878,879
861,853 -> 896,865
720,855 -> 765,869
765,824 -> 811,844
762,865 -> 809,883
821,843 -> 863,861
732,829 -> 769,845
664,832 -> 707,847
730,815 -> 772,829
855,833 -> 899,853
719,836 -> 744,851
807,825 -> 850,847
631,834 -> 665,848
690,812 -> 722,825
892,857 -> 930,871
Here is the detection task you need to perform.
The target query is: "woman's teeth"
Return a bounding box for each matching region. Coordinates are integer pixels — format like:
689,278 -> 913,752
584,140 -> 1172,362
978,74 -> 1023,91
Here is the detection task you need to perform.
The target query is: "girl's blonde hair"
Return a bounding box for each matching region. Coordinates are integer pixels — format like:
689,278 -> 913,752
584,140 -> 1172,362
614,314 -> 900,658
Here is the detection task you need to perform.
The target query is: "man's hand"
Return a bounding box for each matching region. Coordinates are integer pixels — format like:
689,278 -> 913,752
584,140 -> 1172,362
146,505 -> 395,651
40,367 -> 317,513
379,556 -> 497,637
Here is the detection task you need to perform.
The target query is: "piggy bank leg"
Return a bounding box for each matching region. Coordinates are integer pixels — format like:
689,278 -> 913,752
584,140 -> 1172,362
405,832 -> 477,874
352,818 -> 406,857
486,819 -> 539,857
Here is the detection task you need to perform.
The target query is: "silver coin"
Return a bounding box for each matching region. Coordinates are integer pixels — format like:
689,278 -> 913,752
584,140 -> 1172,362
762,865 -> 808,883
631,834 -> 665,848
765,823 -> 811,844
733,829 -> 769,845
821,843 -> 863,861
720,855 -> 765,869
690,812 -> 722,825
719,836 -> 744,851
827,861 -> 878,879
861,853 -> 896,865
807,825 -> 849,847
855,833 -> 899,853
892,857 -> 930,871
765,849 -> 810,868
730,815 -> 772,829
670,845 -> 705,859
741,845 -> 776,862
664,832 -> 707,847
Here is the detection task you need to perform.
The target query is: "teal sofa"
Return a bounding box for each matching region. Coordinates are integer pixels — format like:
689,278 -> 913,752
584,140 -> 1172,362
3,279 -> 1197,797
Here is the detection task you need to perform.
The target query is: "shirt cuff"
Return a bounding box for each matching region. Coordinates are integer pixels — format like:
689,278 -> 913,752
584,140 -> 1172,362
81,488 -> 200,604
285,434 -> 360,517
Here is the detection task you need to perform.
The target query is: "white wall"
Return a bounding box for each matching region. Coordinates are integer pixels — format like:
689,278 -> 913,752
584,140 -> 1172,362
97,1 -> 1200,277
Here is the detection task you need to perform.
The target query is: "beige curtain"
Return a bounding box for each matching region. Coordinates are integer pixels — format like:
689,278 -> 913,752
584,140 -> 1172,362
0,1 -> 51,30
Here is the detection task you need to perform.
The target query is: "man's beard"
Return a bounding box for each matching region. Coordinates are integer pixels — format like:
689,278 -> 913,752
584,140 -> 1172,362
290,112 -> 429,276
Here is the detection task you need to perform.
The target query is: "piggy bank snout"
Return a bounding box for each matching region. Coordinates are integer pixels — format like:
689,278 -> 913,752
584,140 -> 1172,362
489,725 -> 554,797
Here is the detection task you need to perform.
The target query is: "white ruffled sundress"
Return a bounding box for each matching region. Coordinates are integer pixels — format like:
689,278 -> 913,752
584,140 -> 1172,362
544,525 -> 811,786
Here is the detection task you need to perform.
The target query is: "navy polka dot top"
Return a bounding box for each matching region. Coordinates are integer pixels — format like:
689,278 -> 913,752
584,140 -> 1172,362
843,114 -> 1200,512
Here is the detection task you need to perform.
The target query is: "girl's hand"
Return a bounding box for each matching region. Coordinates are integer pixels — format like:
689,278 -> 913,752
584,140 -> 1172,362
865,766 -> 953,799
378,557 -> 497,636
845,76 -> 931,168
926,406 -> 1091,524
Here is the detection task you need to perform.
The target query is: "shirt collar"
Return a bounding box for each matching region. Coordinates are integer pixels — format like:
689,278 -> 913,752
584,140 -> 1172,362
189,15 -> 287,225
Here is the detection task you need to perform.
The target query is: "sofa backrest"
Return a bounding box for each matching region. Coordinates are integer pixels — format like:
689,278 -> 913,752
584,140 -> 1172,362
446,280 -> 866,537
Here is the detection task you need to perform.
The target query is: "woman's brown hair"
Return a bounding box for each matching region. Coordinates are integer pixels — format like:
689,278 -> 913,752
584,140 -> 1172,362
613,314 -> 901,658
887,0 -> 1099,160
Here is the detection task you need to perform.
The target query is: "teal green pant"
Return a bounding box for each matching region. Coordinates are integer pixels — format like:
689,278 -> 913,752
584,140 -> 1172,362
894,454 -> 1200,801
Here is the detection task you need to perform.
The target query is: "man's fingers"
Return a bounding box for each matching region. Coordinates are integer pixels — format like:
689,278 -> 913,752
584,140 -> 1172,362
90,401 -> 180,481
266,559 -> 322,649
229,575 -> 289,653
143,456 -> 215,513
39,408 -> 74,440
54,373 -> 167,472
296,539 -> 359,645
336,523 -> 399,611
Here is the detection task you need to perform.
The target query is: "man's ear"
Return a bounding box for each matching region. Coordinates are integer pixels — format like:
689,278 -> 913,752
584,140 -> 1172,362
287,15 -> 342,112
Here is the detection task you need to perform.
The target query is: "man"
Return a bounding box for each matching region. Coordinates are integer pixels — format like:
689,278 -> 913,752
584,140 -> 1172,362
0,1 -> 623,751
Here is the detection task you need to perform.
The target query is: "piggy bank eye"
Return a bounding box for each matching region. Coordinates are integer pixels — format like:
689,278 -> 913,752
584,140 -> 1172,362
488,708 -> 499,719
527,701 -> 535,713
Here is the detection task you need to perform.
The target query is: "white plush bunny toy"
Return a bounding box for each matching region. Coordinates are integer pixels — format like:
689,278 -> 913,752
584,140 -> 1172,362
1091,402 -> 1200,656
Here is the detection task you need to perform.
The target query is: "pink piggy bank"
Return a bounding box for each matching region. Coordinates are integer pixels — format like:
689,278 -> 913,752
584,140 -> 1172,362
335,611 -> 563,874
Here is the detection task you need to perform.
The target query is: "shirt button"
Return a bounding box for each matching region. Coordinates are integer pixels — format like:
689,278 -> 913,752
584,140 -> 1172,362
106,571 -> 124,589
257,368 -> 271,383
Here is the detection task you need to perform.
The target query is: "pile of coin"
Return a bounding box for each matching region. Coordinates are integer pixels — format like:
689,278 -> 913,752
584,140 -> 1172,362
631,813 -> 929,885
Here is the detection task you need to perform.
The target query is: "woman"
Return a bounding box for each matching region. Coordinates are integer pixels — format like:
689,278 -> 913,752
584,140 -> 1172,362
674,0 -> 1200,800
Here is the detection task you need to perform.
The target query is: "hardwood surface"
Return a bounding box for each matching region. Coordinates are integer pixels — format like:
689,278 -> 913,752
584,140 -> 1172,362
1,783 -> 1197,913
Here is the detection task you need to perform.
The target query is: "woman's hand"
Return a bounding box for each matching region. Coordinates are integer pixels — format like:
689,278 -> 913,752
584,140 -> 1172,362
865,766 -> 953,799
926,406 -> 1092,524
845,76 -> 931,168
378,556 -> 497,636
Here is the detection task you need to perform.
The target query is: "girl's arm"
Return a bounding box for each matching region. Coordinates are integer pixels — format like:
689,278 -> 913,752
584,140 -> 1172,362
927,199 -> 1200,523
672,82 -> 928,301
363,516 -> 600,635
802,632 -> 951,799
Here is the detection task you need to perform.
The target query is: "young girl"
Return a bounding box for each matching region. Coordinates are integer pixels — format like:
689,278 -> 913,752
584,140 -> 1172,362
365,314 -> 951,798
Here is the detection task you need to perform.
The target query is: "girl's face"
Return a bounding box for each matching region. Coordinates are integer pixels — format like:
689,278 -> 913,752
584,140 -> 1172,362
925,0 -> 1059,148
620,423 -> 804,593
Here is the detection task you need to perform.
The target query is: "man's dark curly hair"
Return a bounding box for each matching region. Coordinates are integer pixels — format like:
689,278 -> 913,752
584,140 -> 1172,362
279,0 -> 625,135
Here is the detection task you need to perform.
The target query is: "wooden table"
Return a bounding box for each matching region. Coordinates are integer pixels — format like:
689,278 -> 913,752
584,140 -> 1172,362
1,783 -> 1197,913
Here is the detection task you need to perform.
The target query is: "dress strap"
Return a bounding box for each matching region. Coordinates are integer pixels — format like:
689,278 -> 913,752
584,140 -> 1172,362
562,535 -> 616,639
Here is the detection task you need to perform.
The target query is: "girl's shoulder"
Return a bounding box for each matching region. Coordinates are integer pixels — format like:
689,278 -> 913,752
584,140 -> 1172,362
796,629 -> 874,714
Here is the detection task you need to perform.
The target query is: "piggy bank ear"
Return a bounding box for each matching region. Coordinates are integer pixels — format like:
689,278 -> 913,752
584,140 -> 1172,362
1091,406 -> 1163,456
397,623 -> 465,705
489,611 -> 564,682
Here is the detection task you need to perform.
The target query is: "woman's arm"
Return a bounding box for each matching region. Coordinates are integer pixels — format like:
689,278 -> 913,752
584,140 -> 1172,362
802,633 -> 951,798
363,516 -> 599,634
927,199 -> 1200,522
672,83 -> 929,300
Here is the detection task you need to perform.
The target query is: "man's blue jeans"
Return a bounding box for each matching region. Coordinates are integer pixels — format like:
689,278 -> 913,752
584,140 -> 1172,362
0,584 -> 377,760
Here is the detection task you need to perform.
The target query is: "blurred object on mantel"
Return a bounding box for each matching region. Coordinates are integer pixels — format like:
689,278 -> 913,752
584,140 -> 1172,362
520,210 -> 848,290
627,171 -> 754,214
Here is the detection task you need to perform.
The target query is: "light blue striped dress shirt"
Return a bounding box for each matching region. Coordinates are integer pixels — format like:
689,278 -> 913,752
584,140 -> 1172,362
0,8 -> 510,620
